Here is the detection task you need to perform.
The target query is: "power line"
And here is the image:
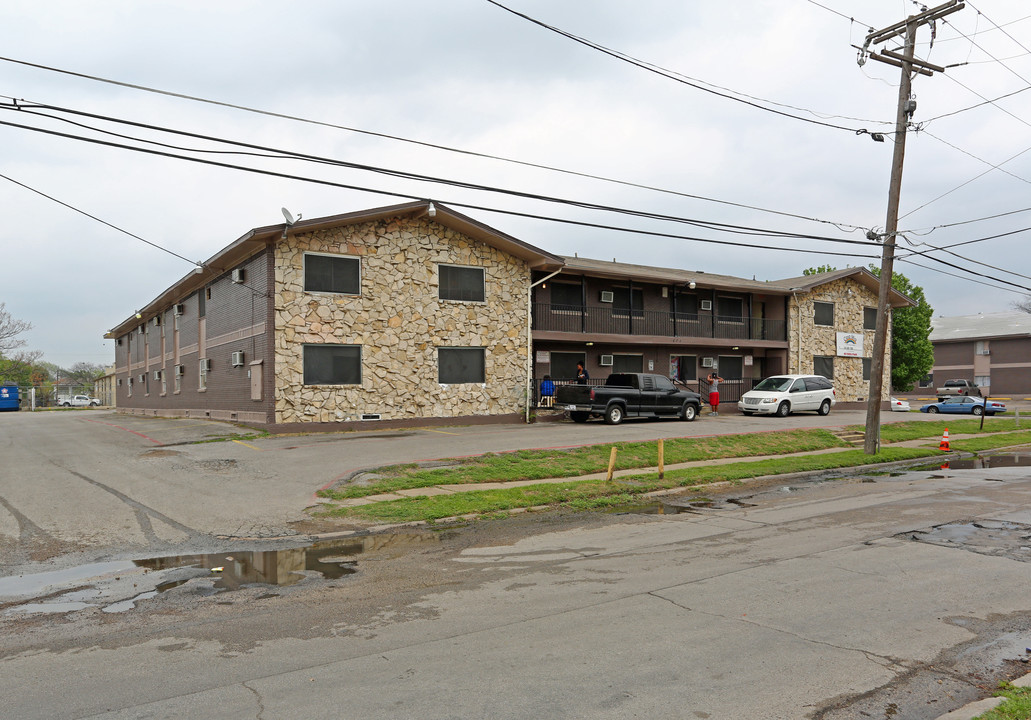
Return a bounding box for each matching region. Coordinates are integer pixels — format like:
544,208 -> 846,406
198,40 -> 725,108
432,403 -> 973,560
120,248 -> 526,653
896,257 -> 1028,295
484,0 -> 872,133
0,56 -> 868,234
0,117 -> 883,263
1,101 -> 881,247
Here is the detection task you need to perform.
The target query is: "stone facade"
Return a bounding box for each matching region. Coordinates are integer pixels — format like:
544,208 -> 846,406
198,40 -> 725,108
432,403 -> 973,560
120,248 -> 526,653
273,216 -> 529,423
788,278 -> 891,403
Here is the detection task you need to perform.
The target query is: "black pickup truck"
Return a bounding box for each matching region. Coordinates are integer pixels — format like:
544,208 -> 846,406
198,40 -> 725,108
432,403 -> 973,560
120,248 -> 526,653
554,373 -> 702,425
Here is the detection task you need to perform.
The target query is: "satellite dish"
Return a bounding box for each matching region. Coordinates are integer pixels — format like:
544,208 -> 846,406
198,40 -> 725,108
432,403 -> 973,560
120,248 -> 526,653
281,207 -> 296,225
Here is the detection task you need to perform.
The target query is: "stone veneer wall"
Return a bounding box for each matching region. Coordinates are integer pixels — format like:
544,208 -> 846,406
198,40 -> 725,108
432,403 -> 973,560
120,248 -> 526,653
274,216 -> 529,423
788,278 -> 892,402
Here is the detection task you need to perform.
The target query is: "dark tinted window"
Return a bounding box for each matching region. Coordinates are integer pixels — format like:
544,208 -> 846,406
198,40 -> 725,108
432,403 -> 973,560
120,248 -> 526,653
673,292 -> 698,317
303,345 -> 361,385
806,376 -> 832,390
717,296 -> 743,319
862,358 -> 872,381
718,356 -> 743,379
653,376 -> 675,392
439,347 -> 485,383
813,356 -> 834,379
814,302 -> 834,326
439,265 -> 485,302
550,283 -> 583,311
864,307 -> 878,330
612,288 -> 644,317
551,352 -> 584,381
305,254 -> 360,294
612,354 -> 643,373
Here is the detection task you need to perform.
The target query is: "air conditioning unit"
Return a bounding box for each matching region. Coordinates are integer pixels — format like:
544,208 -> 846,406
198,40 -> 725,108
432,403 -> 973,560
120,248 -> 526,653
231,351 -> 245,367
600,354 -> 614,366
174,364 -> 184,377
600,291 -> 614,303
152,316 -> 161,326
138,373 -> 146,383
153,370 -> 162,381
173,304 -> 184,316
700,300 -> 713,311
138,325 -> 145,335
702,357 -> 715,368
231,268 -> 244,284
200,358 -> 212,372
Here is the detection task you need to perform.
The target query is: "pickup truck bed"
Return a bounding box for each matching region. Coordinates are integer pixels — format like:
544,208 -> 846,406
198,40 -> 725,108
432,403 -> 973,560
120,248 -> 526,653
554,373 -> 701,425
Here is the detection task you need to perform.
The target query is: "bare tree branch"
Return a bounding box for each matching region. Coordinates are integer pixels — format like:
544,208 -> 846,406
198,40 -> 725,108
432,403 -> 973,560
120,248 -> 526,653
0,303 -> 32,353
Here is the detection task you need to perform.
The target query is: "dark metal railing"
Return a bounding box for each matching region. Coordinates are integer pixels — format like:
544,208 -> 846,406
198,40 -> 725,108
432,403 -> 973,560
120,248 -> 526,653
533,304 -> 786,341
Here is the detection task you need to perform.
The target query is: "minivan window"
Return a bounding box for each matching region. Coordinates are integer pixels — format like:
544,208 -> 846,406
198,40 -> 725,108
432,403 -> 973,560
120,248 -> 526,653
754,377 -> 792,392
790,379 -> 805,392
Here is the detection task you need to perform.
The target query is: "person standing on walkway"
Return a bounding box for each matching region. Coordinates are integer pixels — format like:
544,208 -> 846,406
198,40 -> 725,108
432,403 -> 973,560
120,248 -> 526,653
707,370 -> 724,416
576,362 -> 590,384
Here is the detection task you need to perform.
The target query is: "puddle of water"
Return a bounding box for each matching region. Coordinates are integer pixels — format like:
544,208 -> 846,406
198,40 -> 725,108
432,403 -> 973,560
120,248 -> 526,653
911,452 -> 1031,472
906,520 -> 1031,561
2,531 -> 437,616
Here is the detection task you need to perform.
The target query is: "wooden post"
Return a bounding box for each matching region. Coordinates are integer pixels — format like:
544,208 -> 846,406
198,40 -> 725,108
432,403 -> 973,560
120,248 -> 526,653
658,438 -> 665,479
606,446 -> 618,481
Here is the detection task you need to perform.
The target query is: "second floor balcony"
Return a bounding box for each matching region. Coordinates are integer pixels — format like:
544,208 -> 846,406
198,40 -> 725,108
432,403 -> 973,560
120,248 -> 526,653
532,303 -> 787,342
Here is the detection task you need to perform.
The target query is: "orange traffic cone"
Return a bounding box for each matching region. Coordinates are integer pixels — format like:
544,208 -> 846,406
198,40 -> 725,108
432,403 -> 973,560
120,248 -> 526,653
939,428 -> 950,452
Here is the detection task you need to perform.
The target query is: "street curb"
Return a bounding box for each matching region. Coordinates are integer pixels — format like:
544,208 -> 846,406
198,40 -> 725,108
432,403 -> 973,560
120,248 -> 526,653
933,670 -> 1031,720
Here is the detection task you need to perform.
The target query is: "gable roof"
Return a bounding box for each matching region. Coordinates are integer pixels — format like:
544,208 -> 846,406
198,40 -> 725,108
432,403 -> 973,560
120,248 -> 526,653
770,267 -> 914,307
930,311 -> 1031,342
107,201 -> 563,337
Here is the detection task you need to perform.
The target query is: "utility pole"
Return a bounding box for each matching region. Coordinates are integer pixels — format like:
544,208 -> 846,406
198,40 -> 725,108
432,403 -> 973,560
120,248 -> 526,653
860,0 -> 964,455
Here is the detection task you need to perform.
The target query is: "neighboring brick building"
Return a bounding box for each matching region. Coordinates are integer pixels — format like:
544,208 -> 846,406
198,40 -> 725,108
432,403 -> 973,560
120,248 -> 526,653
922,312 -> 1031,397
107,201 -> 562,427
108,201 -> 912,427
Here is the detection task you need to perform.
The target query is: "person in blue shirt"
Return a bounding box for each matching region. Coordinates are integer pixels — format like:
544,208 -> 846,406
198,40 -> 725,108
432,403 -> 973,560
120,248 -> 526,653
539,375 -> 555,406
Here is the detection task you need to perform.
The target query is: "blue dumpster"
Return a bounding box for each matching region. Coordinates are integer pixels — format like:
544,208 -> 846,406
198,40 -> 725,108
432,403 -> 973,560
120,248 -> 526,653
0,383 -> 20,411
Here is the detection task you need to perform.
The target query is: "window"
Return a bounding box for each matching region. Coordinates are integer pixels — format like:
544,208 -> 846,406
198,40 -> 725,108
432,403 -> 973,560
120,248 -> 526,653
976,341 -> 990,355
611,288 -> 643,317
438,347 -> 485,384
305,253 -> 361,294
718,355 -> 743,380
304,345 -> 362,385
127,378 -> 132,397
975,375 -> 991,387
814,302 -> 834,326
862,357 -> 872,381
550,352 -> 585,381
439,265 -> 485,302
671,355 -> 697,382
672,292 -> 698,319
814,355 -> 834,378
198,359 -> 208,390
717,296 -> 744,321
918,373 -> 933,388
611,354 -> 643,373
864,307 -> 878,330
550,283 -> 583,312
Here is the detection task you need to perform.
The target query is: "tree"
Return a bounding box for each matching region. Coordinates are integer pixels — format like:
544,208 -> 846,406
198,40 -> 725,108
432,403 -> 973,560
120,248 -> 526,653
802,265 -> 838,276
63,362 -> 106,393
868,266 -> 934,392
1012,295 -> 1031,313
0,302 -> 32,354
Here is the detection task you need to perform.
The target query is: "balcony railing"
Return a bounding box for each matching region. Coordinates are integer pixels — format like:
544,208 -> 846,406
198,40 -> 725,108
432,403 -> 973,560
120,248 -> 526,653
533,304 -> 786,341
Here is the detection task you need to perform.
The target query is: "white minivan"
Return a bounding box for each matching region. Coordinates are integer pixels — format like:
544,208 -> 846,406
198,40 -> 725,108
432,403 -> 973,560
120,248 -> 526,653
738,375 -> 836,417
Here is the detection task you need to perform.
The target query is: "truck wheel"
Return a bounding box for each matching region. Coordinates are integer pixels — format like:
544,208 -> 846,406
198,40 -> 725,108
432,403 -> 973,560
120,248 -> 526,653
62,402 -> 70,407
817,399 -> 831,416
681,403 -> 697,421
776,402 -> 790,418
570,412 -> 589,423
604,405 -> 624,425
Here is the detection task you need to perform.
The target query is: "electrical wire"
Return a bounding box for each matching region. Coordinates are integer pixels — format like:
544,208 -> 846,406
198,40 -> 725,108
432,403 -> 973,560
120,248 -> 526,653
0,102 -> 881,247
0,56 -> 868,234
484,0 -> 874,133
896,257 -> 1029,295
0,118 -> 883,263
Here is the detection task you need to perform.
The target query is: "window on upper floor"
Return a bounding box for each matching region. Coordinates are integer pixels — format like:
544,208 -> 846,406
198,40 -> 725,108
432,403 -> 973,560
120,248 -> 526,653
549,282 -> 583,312
305,253 -> 361,295
717,296 -> 744,321
814,301 -> 834,326
864,307 -> 878,330
611,287 -> 643,317
439,264 -> 485,302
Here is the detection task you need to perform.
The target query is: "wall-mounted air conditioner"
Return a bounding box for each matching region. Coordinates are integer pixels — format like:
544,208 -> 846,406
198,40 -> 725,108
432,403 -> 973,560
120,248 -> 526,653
600,291 -> 614,303
173,304 -> 184,316
153,370 -> 162,381
200,358 -> 212,372
702,357 -> 715,368
700,300 -> 713,311
138,373 -> 146,383
600,354 -> 614,366
231,268 -> 244,284
153,316 -> 161,326
174,364 -> 184,376
231,351 -> 245,367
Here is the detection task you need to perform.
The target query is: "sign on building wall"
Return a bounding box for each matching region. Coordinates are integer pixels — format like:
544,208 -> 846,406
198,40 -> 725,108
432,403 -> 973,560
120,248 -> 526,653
836,332 -> 863,357
536,351 -> 550,363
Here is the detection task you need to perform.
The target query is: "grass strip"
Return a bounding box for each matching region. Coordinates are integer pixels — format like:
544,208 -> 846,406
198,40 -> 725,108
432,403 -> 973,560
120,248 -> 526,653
870,418 -> 1026,443
321,446 -> 940,524
972,681 -> 1031,720
950,430 -> 1031,453
318,429 -> 850,500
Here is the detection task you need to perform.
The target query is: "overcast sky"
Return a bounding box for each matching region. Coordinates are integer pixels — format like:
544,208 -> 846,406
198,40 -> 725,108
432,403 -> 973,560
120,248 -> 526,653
2,0 -> 1030,367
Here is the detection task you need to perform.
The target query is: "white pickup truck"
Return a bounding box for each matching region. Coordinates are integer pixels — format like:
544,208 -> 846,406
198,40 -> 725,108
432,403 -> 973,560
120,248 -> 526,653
58,394 -> 101,407
935,379 -> 981,400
